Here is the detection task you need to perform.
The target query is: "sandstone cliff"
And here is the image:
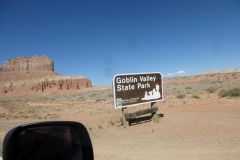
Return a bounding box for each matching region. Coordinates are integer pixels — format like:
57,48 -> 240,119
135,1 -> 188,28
31,78 -> 92,92
0,56 -> 54,72
0,56 -> 55,82
0,56 -> 92,94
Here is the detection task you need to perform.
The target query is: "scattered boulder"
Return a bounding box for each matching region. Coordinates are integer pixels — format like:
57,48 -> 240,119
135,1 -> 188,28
1,82 -> 13,94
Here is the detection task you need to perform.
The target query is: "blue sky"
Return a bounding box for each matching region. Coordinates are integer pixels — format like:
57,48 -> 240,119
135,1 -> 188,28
0,0 -> 240,85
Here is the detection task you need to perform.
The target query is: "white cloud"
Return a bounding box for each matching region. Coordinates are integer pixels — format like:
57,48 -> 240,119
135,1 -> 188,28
176,70 -> 186,74
166,73 -> 173,77
165,70 -> 186,78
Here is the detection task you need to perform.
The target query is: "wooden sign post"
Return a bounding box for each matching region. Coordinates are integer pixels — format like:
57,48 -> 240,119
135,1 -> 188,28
113,72 -> 163,126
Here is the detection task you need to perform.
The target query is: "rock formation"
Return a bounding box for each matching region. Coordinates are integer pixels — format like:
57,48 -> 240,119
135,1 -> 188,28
31,78 -> 92,92
0,56 -> 54,72
0,56 -> 55,82
0,56 -> 92,94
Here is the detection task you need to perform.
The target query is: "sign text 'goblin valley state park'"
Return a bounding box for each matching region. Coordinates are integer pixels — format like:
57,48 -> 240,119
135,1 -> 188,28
113,72 -> 163,109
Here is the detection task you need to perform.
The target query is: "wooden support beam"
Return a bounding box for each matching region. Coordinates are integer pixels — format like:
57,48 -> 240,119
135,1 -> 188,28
121,108 -> 128,126
124,107 -> 158,120
151,102 -> 156,116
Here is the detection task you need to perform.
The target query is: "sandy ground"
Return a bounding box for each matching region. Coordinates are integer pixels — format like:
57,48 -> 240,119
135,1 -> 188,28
0,91 -> 240,160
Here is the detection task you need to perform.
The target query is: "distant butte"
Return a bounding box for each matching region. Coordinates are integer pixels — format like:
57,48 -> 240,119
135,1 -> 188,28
0,56 -> 54,72
0,56 -> 55,82
0,56 -> 92,94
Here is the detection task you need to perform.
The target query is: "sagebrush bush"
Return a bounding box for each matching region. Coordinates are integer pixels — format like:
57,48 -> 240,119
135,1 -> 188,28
191,94 -> 200,99
176,94 -> 185,99
152,114 -> 160,123
219,87 -> 240,97
206,87 -> 217,93
108,120 -> 115,126
185,86 -> 192,90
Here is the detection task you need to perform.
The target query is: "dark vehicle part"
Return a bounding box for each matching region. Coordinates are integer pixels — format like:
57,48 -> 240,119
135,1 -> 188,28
2,121 -> 93,160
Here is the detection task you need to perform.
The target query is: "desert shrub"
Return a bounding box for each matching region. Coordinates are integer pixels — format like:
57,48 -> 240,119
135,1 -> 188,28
23,115 -> 29,119
119,117 -> 125,126
13,115 -> 19,118
152,114 -> 160,123
219,87 -> 240,97
176,94 -> 185,99
0,113 -> 6,118
89,93 -> 99,97
98,124 -> 103,129
108,120 -> 115,126
108,93 -> 113,98
185,86 -> 192,90
191,94 -> 200,99
96,99 -> 106,102
206,87 -> 217,93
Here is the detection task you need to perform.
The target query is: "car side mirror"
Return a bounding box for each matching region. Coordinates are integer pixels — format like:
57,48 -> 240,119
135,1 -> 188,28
2,121 -> 94,160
